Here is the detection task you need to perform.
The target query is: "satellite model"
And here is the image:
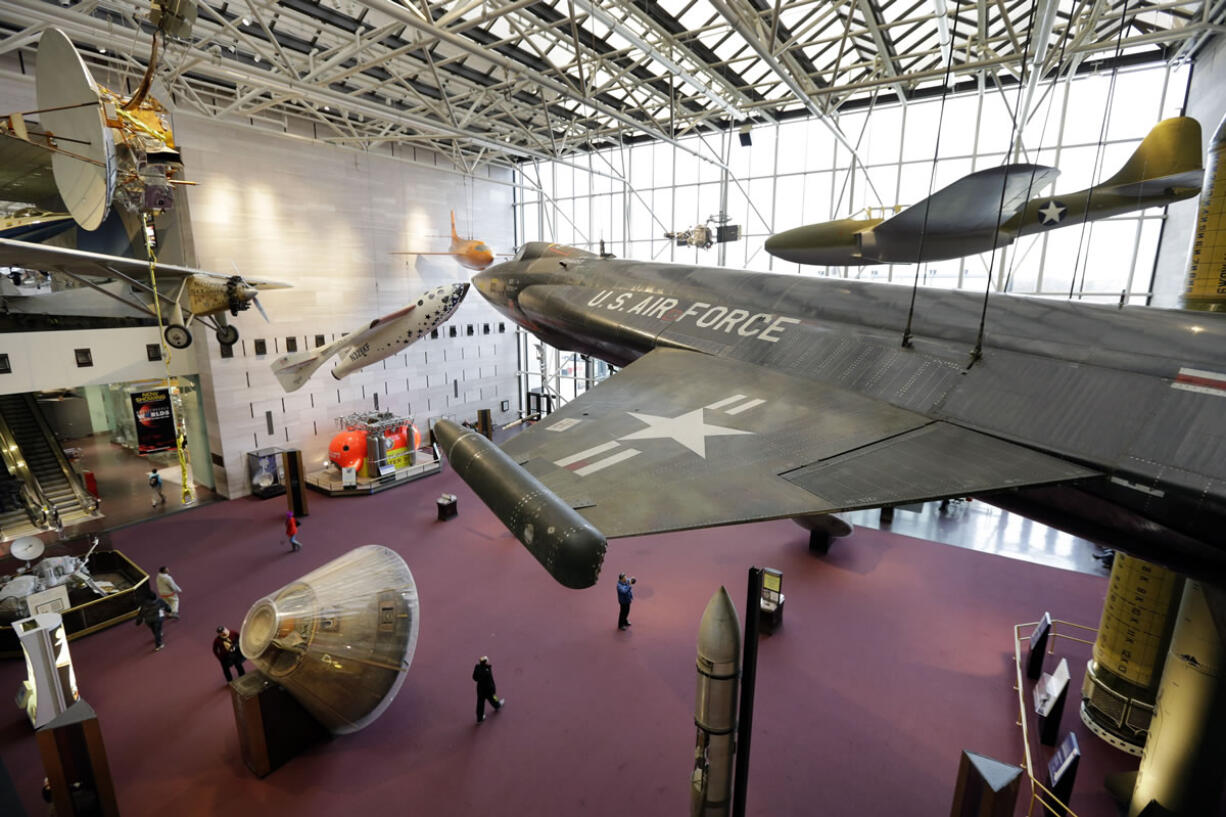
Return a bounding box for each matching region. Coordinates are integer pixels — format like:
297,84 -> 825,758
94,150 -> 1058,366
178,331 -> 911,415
666,213 -> 742,250
0,536 -> 105,622
0,26 -> 190,231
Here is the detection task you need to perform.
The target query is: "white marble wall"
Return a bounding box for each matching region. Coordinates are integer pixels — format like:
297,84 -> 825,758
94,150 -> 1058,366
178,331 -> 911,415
174,116 -> 519,497
0,326 -> 197,392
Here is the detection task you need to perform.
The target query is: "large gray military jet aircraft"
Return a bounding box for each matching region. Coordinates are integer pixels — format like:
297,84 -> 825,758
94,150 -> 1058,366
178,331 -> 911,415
434,242 -> 1226,590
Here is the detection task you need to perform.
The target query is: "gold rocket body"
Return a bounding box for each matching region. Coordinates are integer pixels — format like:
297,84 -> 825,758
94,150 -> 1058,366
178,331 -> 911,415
239,545 -> 420,735
1185,114 -> 1226,311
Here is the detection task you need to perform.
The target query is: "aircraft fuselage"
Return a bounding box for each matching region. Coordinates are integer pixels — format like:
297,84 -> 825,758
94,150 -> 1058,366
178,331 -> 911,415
332,283 -> 469,379
475,243 -> 1226,581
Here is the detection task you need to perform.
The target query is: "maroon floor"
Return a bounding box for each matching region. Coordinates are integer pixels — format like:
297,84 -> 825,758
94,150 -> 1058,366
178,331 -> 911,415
0,466 -> 1137,817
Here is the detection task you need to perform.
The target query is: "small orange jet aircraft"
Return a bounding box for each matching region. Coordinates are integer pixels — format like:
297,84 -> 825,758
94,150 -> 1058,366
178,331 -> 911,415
394,211 -> 502,271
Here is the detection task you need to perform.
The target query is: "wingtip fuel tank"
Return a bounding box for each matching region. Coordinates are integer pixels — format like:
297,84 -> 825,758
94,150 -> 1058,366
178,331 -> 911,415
433,418 -> 607,589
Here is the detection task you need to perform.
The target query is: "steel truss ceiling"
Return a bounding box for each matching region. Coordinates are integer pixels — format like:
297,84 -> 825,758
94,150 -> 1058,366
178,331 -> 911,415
0,0 -> 1219,173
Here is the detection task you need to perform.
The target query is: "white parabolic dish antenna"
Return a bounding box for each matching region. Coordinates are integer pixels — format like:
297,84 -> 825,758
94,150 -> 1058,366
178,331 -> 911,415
10,536 -> 46,562
36,28 -> 117,231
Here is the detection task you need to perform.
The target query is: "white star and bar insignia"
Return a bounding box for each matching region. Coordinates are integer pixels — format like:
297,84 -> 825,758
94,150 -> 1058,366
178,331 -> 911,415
1038,200 -> 1067,226
549,394 -> 766,476
618,407 -> 752,457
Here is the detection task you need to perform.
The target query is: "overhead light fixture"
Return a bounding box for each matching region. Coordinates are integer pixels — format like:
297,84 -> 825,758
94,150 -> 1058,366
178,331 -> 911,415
242,17 -> 251,25
738,122 -> 752,147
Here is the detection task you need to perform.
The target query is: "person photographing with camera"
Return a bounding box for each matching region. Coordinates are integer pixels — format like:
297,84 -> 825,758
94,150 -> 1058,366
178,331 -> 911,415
213,625 -> 247,683
617,573 -> 636,630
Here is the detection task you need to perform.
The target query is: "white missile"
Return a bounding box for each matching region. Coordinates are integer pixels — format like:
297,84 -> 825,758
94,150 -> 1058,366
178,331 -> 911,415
691,586 -> 742,817
270,282 -> 469,392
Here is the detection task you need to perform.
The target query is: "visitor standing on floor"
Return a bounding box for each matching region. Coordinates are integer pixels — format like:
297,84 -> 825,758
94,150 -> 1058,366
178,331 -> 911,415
285,511 -> 302,551
472,656 -> 506,723
213,626 -> 247,683
617,573 -> 636,630
148,468 -> 166,508
135,591 -> 170,651
156,566 -> 182,619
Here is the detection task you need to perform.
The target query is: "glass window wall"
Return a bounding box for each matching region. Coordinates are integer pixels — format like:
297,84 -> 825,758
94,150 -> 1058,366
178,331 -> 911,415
510,63 -> 1191,412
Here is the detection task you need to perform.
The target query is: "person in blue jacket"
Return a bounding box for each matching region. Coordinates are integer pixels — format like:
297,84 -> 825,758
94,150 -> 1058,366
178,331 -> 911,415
617,573 -> 636,630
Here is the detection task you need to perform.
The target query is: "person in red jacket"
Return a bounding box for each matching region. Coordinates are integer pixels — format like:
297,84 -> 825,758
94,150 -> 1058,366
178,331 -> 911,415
285,511 -> 302,551
212,626 -> 246,683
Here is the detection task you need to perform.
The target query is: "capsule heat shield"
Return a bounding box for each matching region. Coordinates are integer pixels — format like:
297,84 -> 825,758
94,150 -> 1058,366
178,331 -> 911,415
239,545 -> 420,735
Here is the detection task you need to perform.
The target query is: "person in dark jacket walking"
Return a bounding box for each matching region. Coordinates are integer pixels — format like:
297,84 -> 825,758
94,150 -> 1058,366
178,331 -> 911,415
617,573 -> 636,630
472,656 -> 506,723
212,626 -> 247,683
135,591 -> 170,651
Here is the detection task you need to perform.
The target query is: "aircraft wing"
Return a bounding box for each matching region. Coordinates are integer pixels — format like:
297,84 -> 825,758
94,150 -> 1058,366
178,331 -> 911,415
874,164 -> 1060,239
0,237 -> 290,289
499,347 -> 1097,538
0,132 -> 61,209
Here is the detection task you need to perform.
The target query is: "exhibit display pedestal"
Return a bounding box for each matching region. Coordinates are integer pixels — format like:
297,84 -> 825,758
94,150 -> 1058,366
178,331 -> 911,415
949,750 -> 1022,817
306,449 -> 442,497
36,699 -> 119,817
229,672 -> 328,777
1035,658 -> 1072,747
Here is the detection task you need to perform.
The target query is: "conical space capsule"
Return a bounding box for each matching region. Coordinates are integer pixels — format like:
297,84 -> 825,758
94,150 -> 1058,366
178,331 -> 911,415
239,545 -> 420,735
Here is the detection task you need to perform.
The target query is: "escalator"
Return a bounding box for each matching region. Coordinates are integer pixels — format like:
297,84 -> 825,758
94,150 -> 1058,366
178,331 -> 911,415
0,393 -> 97,538
0,459 -> 31,534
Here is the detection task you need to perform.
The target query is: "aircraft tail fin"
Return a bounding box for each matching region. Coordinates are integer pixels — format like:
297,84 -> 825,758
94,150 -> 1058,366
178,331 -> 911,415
450,210 -> 460,241
270,341 -> 343,392
1098,116 -> 1204,196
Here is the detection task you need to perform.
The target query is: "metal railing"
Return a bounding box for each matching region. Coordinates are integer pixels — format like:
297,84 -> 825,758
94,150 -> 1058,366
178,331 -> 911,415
1012,617 -> 1099,817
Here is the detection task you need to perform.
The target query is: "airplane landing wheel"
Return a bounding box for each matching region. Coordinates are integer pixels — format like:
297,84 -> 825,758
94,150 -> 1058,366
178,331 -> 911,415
215,324 -> 239,346
164,324 -> 192,349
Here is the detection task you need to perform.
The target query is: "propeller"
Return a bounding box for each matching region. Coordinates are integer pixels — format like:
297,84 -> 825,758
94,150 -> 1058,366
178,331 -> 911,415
253,295 -> 270,322
225,274 -> 248,315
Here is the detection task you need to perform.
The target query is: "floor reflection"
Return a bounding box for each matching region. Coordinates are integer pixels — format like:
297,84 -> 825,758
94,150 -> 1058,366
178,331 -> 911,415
842,499 -> 1110,577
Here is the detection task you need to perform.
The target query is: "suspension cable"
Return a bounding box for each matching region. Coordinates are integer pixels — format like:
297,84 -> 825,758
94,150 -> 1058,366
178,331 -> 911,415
901,0 -> 965,348
140,211 -> 193,505
1001,0 -> 1075,291
1067,0 -> 1132,300
969,0 -> 1043,366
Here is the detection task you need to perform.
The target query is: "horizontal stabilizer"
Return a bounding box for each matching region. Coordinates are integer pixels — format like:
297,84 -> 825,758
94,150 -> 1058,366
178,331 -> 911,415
270,340 -> 343,392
